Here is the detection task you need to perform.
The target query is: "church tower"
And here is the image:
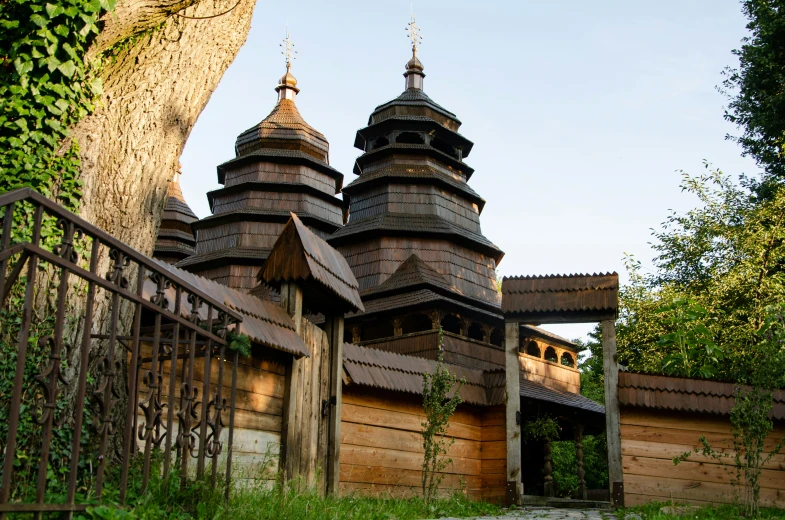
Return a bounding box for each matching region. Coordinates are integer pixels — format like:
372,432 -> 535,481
152,166 -> 197,265
179,35 -> 345,290
329,17 -> 506,354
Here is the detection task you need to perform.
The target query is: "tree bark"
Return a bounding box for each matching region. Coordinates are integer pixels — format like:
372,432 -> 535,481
73,0 -> 256,254
61,0 -> 255,458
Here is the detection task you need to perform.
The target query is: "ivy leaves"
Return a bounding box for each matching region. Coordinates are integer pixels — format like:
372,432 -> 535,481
0,0 -> 115,210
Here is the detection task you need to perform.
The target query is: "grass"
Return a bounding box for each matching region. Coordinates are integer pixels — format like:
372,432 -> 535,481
76,473 -> 507,520
623,501 -> 785,520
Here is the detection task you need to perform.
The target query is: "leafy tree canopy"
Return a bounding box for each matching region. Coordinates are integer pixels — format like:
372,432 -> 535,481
616,164 -> 785,384
724,1 -> 785,182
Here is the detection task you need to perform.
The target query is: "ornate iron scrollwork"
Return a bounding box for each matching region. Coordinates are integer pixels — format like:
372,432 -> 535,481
186,293 -> 203,326
149,272 -> 172,309
106,248 -> 131,289
52,218 -> 84,264
33,336 -> 71,427
137,368 -> 166,447
176,383 -> 199,455
92,356 -> 122,437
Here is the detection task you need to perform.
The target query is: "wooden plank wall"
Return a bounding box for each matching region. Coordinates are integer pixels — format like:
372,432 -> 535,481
339,387 -> 506,502
519,354 -> 580,394
136,341 -> 285,484
621,408 -> 785,507
479,406 -> 507,503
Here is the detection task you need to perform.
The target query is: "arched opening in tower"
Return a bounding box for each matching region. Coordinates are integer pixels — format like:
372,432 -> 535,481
525,340 -> 540,357
440,314 -> 461,335
467,322 -> 485,342
401,313 -> 432,335
396,131 -> 425,145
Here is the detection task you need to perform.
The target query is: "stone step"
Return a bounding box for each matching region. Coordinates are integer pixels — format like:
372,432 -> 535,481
521,495 -> 613,510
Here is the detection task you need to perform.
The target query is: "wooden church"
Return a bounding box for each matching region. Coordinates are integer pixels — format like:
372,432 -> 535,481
152,27 -> 613,505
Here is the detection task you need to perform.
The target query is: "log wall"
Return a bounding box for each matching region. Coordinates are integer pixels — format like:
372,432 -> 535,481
339,387 -> 506,502
620,408 -> 785,508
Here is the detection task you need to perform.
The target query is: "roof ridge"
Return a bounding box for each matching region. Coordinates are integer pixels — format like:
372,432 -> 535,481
503,272 -> 618,280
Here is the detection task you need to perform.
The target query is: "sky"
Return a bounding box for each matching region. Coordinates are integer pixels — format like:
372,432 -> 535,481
179,0 -> 760,342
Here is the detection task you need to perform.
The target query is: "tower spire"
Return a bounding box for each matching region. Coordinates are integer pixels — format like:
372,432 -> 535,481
404,13 -> 425,90
276,29 -> 300,101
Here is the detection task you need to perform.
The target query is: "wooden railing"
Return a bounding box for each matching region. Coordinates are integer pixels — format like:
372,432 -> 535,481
0,188 -> 243,516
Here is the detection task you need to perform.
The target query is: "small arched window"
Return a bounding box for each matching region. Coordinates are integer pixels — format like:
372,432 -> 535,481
544,346 -> 558,363
441,314 -> 461,335
396,131 -> 425,145
561,352 -> 575,367
525,340 -> 540,357
468,322 -> 485,341
402,313 -> 432,335
490,328 -> 504,347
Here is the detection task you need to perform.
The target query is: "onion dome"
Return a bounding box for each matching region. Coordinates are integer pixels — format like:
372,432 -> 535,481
233,64 -> 329,162
153,167 -> 197,264
179,44 -> 345,291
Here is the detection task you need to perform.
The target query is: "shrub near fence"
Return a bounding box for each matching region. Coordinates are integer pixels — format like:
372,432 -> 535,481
0,188 -> 243,516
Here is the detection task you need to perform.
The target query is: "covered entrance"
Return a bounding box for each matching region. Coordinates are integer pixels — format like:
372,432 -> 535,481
500,273 -> 622,507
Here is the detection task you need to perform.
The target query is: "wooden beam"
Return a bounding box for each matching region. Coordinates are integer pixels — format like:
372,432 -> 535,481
504,320 -> 522,506
602,319 -> 624,507
325,314 -> 344,495
280,281 -> 303,480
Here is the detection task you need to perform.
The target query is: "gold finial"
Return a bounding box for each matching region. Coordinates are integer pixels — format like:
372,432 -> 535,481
406,12 -> 422,57
280,28 -> 297,70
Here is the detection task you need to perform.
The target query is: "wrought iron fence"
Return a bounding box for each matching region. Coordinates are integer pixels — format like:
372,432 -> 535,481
0,188 -> 243,516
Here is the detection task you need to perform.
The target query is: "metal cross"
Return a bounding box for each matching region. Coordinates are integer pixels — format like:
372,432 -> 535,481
280,29 -> 297,70
406,14 -> 422,53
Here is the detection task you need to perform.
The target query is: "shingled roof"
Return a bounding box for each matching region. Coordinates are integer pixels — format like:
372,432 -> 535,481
144,260 -> 309,357
153,173 -> 197,263
618,372 -> 785,420
362,254 -> 451,297
342,343 -> 494,406
342,164 -> 485,211
259,213 -> 364,313
235,99 -> 329,161
343,343 -> 607,418
369,88 -> 460,126
502,273 -> 619,323
519,376 -> 605,416
349,288 -> 503,321
329,213 -> 504,262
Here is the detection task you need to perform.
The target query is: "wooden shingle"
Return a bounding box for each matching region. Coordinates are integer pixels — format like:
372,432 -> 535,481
258,213 -> 364,313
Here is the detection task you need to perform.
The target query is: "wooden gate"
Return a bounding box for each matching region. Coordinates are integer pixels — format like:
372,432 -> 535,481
283,317 -> 342,493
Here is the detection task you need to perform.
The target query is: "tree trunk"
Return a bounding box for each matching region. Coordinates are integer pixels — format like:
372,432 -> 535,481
61,0 -> 255,458
73,0 -> 256,254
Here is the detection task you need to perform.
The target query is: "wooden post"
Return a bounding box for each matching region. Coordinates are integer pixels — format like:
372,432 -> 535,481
504,320 -> 522,506
543,438 -> 554,497
280,282 -> 303,480
575,423 -> 587,500
602,319 -> 624,507
351,326 -> 361,344
324,314 -> 344,495
392,318 -> 402,337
